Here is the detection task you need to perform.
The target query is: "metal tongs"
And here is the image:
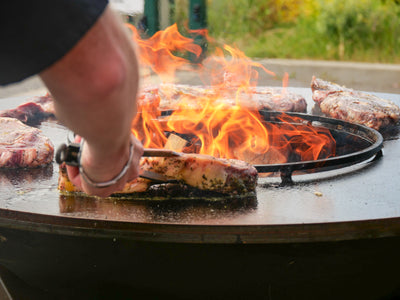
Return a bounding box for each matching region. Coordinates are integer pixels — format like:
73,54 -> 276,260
55,142 -> 181,183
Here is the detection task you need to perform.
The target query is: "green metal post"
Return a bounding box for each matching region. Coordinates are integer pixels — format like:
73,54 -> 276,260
189,0 -> 207,62
144,0 -> 160,37
189,0 -> 207,30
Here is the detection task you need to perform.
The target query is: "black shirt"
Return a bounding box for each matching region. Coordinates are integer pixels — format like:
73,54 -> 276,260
0,0 -> 108,85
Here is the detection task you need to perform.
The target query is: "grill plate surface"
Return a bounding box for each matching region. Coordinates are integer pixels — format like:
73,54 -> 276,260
0,88 -> 399,243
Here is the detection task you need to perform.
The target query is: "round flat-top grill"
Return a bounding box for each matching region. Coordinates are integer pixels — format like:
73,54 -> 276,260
0,88 -> 400,299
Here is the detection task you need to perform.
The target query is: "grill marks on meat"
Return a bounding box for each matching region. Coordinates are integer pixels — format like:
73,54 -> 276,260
140,84 -> 307,113
311,76 -> 400,130
58,153 -> 258,196
0,94 -> 55,125
0,117 -> 54,168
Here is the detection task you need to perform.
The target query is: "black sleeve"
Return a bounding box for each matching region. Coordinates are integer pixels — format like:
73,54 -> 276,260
0,0 -> 108,85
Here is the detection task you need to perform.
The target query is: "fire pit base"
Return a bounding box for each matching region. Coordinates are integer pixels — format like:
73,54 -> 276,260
0,226 -> 400,300
1,90 -> 400,299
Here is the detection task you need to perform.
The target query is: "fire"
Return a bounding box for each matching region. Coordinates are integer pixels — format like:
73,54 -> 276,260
126,23 -> 202,81
128,24 -> 335,165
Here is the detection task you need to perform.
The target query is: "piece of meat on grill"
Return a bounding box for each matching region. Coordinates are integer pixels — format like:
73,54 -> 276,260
311,76 -> 400,130
58,153 -> 258,196
2,84 -> 306,126
141,154 -> 258,194
0,117 -> 54,168
140,84 -> 307,113
0,93 -> 55,125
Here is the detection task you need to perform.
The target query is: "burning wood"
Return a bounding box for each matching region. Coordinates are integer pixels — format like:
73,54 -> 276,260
132,97 -> 335,166
7,24 -> 334,197
164,133 -> 188,152
128,24 -> 335,167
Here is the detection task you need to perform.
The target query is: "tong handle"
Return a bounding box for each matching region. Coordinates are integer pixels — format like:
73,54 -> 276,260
142,148 -> 182,157
55,144 -> 182,166
55,143 -> 81,166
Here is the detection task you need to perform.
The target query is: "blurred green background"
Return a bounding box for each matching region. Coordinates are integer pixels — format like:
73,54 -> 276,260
173,0 -> 400,63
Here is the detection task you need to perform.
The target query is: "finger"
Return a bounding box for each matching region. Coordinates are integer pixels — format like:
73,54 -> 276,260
74,135 -> 82,143
66,165 -> 82,189
65,136 -> 82,188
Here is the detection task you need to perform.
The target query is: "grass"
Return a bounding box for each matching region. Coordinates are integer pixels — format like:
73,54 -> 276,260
200,0 -> 400,63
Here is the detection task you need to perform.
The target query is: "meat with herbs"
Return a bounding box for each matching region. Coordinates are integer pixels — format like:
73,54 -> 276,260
0,117 -> 54,168
311,76 -> 400,130
58,153 -> 258,196
141,154 -> 258,194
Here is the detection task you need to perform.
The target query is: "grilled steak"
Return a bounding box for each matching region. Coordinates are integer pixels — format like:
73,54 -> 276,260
58,153 -> 258,196
0,94 -> 55,125
140,84 -> 307,113
2,84 -> 306,127
141,154 -> 258,194
0,117 -> 54,168
311,76 -> 400,130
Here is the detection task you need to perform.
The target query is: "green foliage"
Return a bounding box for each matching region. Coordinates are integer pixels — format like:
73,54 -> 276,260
206,0 -> 305,39
202,0 -> 400,63
316,0 -> 400,60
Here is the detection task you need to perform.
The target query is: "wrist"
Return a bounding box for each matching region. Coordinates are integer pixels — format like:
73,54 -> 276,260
79,134 -> 134,188
84,132 -> 132,162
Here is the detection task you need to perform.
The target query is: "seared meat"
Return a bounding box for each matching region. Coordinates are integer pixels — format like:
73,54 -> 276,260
140,84 -> 307,113
141,154 -> 258,194
2,84 -> 306,127
311,76 -> 400,130
58,153 -> 258,196
251,87 -> 307,112
0,94 -> 55,125
0,117 -> 54,168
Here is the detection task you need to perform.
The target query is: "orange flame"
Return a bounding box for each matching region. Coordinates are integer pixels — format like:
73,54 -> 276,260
128,24 -> 335,165
126,23 -> 203,81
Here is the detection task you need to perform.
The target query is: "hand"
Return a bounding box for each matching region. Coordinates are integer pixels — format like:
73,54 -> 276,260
66,134 -> 144,197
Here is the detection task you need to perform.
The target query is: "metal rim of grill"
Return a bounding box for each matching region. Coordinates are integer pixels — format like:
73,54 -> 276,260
254,111 -> 383,179
160,109 -> 383,183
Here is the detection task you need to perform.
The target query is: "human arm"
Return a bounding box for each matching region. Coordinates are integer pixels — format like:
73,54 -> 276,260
40,5 -> 143,197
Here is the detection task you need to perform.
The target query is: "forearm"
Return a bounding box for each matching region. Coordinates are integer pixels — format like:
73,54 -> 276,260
40,6 -> 139,156
40,6 -> 143,196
